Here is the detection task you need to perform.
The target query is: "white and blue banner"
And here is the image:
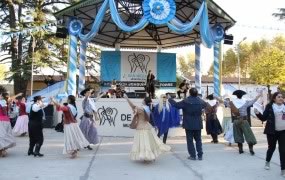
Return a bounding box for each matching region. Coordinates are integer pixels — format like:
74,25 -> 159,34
101,51 -> 176,88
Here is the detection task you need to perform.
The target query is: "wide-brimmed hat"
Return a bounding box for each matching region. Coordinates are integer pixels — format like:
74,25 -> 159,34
80,88 -> 92,96
33,95 -> 44,102
232,90 -> 247,97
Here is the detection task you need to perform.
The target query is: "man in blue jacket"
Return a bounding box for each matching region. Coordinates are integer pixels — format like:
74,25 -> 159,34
168,88 -> 207,160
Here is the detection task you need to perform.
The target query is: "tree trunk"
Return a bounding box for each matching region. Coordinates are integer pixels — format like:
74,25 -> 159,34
267,84 -> 272,100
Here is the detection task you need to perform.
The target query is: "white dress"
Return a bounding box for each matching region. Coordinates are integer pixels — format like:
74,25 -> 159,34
129,105 -> 171,161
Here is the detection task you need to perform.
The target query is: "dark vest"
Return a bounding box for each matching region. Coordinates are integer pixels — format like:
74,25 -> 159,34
29,104 -> 44,123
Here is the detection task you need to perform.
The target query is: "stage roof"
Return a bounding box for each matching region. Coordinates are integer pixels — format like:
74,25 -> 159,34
54,0 -> 236,49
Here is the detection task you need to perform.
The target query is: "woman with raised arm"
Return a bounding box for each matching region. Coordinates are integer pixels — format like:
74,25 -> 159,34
124,94 -> 170,162
79,88 -> 104,150
255,92 -> 285,177
0,93 -> 16,157
51,95 -> 89,158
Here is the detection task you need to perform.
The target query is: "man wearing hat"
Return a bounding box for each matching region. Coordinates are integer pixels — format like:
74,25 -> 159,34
229,90 -> 262,155
28,96 -> 48,157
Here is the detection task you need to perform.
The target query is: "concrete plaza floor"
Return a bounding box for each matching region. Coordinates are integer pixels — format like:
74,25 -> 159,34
0,127 -> 284,180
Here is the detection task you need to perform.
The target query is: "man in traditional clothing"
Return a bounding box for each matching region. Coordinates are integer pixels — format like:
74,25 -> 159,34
229,90 -> 262,155
146,70 -> 155,99
168,88 -> 207,160
28,96 -> 48,157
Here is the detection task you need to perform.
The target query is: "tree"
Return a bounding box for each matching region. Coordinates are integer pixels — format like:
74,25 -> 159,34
273,8 -> 285,20
177,52 -> 195,78
0,64 -> 7,80
250,47 -> 285,95
0,0 -> 76,95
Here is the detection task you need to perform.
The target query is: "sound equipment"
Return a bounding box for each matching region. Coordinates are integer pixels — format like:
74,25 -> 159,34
43,105 -> 54,128
56,27 -> 68,38
224,34 -> 234,45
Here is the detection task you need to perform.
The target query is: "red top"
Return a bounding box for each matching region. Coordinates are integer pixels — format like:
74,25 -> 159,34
0,103 -> 9,121
56,105 -> 77,124
16,102 -> 27,116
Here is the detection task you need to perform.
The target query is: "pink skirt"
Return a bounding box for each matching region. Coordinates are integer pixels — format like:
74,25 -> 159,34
13,115 -> 29,136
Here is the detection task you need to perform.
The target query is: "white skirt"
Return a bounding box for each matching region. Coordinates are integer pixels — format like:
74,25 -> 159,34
63,123 -> 90,154
0,121 -> 16,150
224,122 -> 235,144
13,115 -> 29,136
130,126 -> 171,161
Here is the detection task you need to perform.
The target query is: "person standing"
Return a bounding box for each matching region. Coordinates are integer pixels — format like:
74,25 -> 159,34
28,96 -> 48,157
51,96 -> 89,159
153,94 -> 180,144
177,80 -> 187,99
168,88 -> 207,160
221,97 -> 235,145
124,94 -> 170,162
146,70 -> 155,99
205,94 -> 223,143
230,90 -> 262,155
254,92 -> 285,177
13,96 -> 29,136
79,88 -> 103,150
0,93 -> 16,157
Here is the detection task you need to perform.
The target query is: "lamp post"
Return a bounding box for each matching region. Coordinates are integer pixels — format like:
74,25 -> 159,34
30,36 -> 35,96
237,37 -> 247,89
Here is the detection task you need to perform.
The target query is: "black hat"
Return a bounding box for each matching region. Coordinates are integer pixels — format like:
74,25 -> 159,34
232,90 -> 246,97
206,94 -> 214,100
80,88 -> 92,96
33,95 -> 44,102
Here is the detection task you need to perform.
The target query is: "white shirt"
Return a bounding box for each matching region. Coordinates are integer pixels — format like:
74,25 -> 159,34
273,103 -> 285,131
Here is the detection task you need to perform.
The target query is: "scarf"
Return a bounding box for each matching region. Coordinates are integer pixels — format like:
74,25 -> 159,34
232,98 -> 246,109
272,103 -> 285,113
207,99 -> 217,107
143,105 -> 151,117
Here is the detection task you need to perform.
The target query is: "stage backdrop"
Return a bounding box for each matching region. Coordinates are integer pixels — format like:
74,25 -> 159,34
101,51 -> 176,89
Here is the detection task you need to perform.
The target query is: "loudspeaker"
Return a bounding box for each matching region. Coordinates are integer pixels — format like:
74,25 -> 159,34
43,105 -> 54,128
56,27 -> 68,38
224,34 -> 234,45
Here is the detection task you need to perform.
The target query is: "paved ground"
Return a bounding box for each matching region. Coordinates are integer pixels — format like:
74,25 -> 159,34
0,128 -> 284,180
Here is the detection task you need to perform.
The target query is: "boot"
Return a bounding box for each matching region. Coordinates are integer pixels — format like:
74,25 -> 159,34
34,144 -> 44,157
238,143 -> 244,154
27,145 -> 35,156
248,144 -> 255,155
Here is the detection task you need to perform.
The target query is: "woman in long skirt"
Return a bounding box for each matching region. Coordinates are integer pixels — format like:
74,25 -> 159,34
13,96 -> 29,136
51,96 -> 89,158
79,88 -> 104,150
0,93 -> 16,157
124,94 -> 170,162
205,94 -> 223,143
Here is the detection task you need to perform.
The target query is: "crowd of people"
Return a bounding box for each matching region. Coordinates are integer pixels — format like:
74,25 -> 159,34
0,87 -> 284,177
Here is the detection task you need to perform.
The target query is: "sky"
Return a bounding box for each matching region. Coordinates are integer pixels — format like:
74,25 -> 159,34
168,0 -> 285,75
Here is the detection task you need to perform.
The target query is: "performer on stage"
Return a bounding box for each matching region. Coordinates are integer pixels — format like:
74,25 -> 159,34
51,96 -> 89,158
79,88 -> 104,150
28,96 -> 48,157
229,90 -> 262,155
124,94 -> 170,162
13,96 -> 29,136
0,93 -> 16,157
146,70 -> 155,99
177,80 -> 187,99
153,94 -> 180,144
205,94 -> 223,143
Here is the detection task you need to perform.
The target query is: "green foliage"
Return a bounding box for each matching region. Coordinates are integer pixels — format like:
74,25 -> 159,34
250,47 -> 285,85
273,8 -> 285,20
177,52 -> 195,78
0,65 -> 7,80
